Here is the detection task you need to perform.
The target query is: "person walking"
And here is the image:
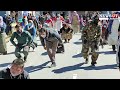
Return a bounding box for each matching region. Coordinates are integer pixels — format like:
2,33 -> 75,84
81,15 -> 101,66
39,27 -> 63,68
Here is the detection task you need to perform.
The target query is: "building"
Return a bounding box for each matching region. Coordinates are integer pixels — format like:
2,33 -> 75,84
0,11 -> 7,17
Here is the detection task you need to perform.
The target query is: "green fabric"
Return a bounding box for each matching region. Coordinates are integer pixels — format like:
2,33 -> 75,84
15,46 -> 29,58
18,19 -> 23,23
10,31 -> 32,46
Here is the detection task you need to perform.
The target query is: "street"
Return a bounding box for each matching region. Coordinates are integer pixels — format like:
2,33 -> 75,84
0,33 -> 120,79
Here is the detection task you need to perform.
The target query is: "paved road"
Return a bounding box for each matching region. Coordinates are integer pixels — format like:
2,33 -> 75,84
0,33 -> 120,79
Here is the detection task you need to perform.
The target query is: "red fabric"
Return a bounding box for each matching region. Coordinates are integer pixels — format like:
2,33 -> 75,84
45,19 -> 53,27
23,16 -> 26,18
51,17 -> 57,22
60,16 -> 64,21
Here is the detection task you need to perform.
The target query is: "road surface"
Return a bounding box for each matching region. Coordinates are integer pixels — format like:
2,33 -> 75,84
0,33 -> 120,79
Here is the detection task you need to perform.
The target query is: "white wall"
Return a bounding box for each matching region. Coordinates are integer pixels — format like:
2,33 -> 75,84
6,11 -> 10,16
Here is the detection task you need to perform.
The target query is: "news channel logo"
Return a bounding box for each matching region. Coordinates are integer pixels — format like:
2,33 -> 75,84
99,14 -> 120,20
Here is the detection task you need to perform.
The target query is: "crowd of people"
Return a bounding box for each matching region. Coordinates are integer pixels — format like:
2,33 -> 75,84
0,11 -> 120,79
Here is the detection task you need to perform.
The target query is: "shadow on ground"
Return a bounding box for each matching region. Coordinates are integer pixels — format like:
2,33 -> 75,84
41,52 -> 48,55
98,51 -> 116,54
37,39 -> 40,41
73,41 -> 82,45
6,52 -> 15,55
72,53 -> 82,58
0,63 -> 11,67
52,63 -> 117,74
6,50 -> 36,55
72,51 -> 116,58
52,63 -> 84,73
25,61 -> 50,73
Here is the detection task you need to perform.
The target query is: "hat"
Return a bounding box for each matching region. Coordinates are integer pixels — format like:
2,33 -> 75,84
12,58 -> 25,67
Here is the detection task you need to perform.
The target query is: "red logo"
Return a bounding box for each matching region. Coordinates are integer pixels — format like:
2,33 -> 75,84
111,14 -> 119,18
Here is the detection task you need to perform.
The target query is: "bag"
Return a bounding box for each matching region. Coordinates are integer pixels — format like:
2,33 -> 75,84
56,43 -> 65,53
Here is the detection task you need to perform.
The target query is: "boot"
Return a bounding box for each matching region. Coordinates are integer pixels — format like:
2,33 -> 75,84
85,58 -> 88,64
49,62 -> 56,68
68,39 -> 70,43
24,56 -> 27,63
3,51 -> 7,55
17,56 -> 22,59
112,45 -> 116,52
64,39 -> 67,43
91,62 -> 97,66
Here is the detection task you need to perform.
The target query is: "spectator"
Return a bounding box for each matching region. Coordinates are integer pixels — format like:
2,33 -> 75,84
0,58 -> 30,79
0,16 -> 7,55
39,26 -> 63,68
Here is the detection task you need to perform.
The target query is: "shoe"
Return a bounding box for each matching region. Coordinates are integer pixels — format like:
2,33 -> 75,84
113,50 -> 116,52
32,47 -> 35,52
64,41 -> 67,43
56,51 -> 60,53
91,62 -> 97,66
84,58 -> 88,64
33,49 -> 35,52
68,40 -> 70,43
117,64 -> 119,67
3,51 -> 7,55
17,56 -> 22,59
24,56 -> 27,63
91,64 -> 95,67
61,51 -> 65,53
49,63 -> 56,68
89,52 -> 92,55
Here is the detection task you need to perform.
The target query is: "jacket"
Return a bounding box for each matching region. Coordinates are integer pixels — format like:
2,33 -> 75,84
0,68 -> 30,79
41,30 -> 63,47
10,31 -> 32,47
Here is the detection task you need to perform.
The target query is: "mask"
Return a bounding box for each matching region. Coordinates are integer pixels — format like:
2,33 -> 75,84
17,30 -> 22,34
41,34 -> 46,38
17,31 -> 21,34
